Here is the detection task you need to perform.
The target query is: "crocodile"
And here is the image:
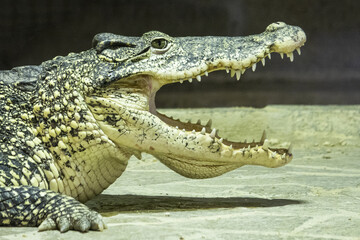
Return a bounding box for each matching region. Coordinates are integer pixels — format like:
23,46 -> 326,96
0,22 -> 306,232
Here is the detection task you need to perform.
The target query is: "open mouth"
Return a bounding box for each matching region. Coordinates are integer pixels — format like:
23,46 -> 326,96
148,46 -> 303,158
88,23 -> 306,178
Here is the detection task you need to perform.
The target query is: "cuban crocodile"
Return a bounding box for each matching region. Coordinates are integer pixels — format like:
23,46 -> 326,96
0,22 -> 306,232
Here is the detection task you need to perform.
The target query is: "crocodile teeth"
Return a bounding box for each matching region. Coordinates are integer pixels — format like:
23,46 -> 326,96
188,78 -> 193,83
282,153 -> 286,159
296,48 -> 301,55
201,127 -> 206,135
204,71 -> 209,76
180,80 -> 183,84
271,151 -> 277,158
206,119 -> 212,128
192,130 -> 196,133
236,70 -> 241,81
260,130 -> 267,143
287,52 -> 294,62
268,53 -> 271,59
262,139 -> 269,150
219,138 -> 223,143
280,53 -> 284,59
230,69 -> 236,77
196,75 -> 201,82
241,68 -> 246,74
288,144 -> 293,154
225,67 -> 229,73
229,144 -> 233,150
210,128 -> 217,138
252,63 -> 257,72
261,58 -> 265,66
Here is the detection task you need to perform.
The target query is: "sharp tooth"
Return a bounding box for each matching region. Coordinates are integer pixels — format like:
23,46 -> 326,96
268,53 -> 271,59
230,69 -> 236,77
206,119 -> 212,128
219,138 -> 223,143
241,68 -> 246,74
175,126 -> 179,129
229,144 -> 233,150
182,129 -> 185,132
247,145 -> 251,150
260,130 -> 267,143
192,130 -> 196,133
296,48 -> 301,55
236,70 -> 241,81
210,128 -> 216,138
188,78 -> 193,83
205,71 -> 208,76
288,144 -> 293,154
271,151 -> 277,158
288,52 -> 294,62
196,75 -> 201,82
262,139 -> 269,150
180,80 -> 183,84
252,63 -> 257,72
261,58 -> 265,66
280,53 -> 284,59
196,119 -> 201,125
225,67 -> 229,73
201,127 -> 206,135
282,153 -> 286,159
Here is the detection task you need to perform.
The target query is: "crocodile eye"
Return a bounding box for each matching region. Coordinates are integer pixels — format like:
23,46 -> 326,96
151,38 -> 168,49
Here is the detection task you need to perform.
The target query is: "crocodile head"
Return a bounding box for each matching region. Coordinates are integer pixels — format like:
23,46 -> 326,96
87,22 -> 306,178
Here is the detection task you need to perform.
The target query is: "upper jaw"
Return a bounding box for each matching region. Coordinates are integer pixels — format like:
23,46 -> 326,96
106,22 -> 306,88
152,30 -> 306,85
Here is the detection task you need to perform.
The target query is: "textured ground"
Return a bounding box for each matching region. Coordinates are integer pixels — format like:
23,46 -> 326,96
1,105 -> 359,240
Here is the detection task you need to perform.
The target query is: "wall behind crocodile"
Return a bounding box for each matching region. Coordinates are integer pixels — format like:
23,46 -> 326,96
0,0 -> 359,107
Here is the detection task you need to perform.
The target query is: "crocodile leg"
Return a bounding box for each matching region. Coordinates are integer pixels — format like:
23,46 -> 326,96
0,186 -> 106,232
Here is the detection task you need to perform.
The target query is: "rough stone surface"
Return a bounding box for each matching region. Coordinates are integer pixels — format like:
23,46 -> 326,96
1,105 -> 359,239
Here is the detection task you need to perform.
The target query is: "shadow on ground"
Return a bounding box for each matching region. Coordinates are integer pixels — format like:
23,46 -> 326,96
86,194 -> 305,217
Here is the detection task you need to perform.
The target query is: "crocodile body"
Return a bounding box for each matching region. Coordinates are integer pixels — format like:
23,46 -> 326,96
0,22 -> 306,232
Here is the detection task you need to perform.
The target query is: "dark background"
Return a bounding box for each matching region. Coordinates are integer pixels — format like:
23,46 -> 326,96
1,0 -> 359,108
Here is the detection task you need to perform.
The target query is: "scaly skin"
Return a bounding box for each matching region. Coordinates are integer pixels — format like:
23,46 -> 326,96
0,22 -> 306,232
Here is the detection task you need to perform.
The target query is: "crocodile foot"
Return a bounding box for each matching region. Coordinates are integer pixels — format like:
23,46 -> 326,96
38,209 -> 107,233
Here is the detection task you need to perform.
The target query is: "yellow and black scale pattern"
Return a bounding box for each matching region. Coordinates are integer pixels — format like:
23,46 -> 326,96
0,52 -> 116,232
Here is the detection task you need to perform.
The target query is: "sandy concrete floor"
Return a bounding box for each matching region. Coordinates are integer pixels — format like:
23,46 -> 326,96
1,105 -> 359,240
